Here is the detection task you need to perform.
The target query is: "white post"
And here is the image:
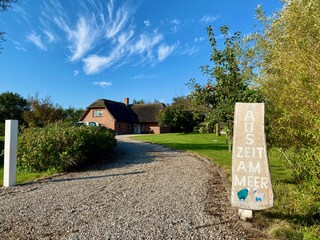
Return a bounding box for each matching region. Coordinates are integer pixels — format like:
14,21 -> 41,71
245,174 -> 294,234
3,120 -> 18,187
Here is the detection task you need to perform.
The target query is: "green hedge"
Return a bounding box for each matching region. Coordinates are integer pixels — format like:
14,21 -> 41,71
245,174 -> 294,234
17,123 -> 116,172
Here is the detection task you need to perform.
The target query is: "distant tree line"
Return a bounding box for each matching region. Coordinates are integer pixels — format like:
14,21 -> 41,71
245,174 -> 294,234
0,91 -> 84,134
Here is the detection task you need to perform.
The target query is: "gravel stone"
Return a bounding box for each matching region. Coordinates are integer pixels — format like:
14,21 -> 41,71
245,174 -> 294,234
0,135 -> 266,239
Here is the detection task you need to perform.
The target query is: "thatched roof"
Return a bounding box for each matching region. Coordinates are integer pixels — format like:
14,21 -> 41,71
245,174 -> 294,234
131,103 -> 165,123
81,99 -> 165,123
81,99 -> 138,122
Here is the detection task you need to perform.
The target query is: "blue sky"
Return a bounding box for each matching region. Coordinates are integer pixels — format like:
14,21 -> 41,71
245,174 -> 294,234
0,0 -> 282,109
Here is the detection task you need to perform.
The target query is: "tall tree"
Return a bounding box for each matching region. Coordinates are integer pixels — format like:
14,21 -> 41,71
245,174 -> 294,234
23,95 -> 63,127
189,25 -> 262,150
61,107 -> 84,123
0,91 -> 29,135
157,95 -> 204,133
157,105 -> 195,133
252,0 -> 320,182
0,91 -> 29,123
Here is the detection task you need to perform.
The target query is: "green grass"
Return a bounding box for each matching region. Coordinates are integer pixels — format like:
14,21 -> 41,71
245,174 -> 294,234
133,133 -> 319,239
0,136 -> 56,186
134,132 -> 232,166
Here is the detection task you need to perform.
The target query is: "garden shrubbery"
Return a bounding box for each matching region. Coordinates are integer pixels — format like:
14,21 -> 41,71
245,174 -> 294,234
17,122 -> 116,172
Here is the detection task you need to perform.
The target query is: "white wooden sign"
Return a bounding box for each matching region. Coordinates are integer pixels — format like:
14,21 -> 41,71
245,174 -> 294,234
231,103 -> 273,210
3,120 -> 18,187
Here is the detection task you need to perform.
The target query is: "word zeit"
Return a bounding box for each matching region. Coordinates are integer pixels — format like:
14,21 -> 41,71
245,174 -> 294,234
234,110 -> 269,190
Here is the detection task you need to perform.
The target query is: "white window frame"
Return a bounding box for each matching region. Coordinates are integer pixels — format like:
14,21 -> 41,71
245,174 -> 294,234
93,110 -> 103,117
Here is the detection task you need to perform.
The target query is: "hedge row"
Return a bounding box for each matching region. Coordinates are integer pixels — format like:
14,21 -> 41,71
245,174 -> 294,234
17,123 -> 116,172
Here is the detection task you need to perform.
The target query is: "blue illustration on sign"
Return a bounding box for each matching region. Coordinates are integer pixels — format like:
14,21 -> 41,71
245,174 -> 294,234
237,188 -> 249,201
253,189 -> 265,202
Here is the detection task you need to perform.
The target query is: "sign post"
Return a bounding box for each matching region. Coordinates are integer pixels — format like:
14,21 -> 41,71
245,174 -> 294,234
231,103 -> 273,220
3,120 -> 18,187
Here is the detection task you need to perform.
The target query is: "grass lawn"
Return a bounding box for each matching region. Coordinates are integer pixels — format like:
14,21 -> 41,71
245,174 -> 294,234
0,136 -> 56,186
133,133 -> 319,239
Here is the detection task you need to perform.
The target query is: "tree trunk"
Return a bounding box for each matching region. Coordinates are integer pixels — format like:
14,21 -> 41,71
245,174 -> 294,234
215,123 -> 221,136
226,132 -> 232,152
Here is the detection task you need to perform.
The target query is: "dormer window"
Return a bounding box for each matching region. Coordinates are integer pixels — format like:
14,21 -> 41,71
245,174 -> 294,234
93,110 -> 103,117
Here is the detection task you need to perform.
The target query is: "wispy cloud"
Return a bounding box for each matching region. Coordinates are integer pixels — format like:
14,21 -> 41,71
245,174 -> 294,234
178,36 -> 206,57
144,19 -> 151,27
93,81 -> 112,87
105,0 -> 131,39
200,15 -> 219,24
43,30 -> 56,43
194,37 -> 205,43
12,40 -> 27,52
13,4 -> 31,26
83,30 -> 165,74
169,18 -> 181,33
133,73 -> 158,80
24,0 -> 175,75
83,55 -> 116,74
158,43 -> 178,62
26,32 -> 47,50
130,33 -> 163,60
41,0 -> 103,61
74,70 -> 79,77
180,43 -> 199,56
68,16 -> 101,61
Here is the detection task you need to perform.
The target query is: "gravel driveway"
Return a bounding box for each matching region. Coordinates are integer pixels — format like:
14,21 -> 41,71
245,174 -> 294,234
0,135 -> 265,239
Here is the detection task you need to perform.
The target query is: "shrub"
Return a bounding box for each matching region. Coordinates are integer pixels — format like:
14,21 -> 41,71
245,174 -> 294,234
17,122 -> 116,172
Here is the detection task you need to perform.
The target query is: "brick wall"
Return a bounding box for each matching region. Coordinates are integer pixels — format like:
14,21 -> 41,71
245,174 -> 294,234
82,108 -> 115,129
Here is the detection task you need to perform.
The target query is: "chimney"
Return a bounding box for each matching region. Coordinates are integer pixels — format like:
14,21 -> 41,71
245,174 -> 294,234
124,97 -> 129,105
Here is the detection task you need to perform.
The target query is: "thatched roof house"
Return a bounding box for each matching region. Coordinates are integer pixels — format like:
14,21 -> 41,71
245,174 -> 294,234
80,98 -> 170,134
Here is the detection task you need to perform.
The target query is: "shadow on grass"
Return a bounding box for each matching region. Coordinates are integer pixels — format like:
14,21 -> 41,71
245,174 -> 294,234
153,143 -> 229,151
262,211 -> 320,227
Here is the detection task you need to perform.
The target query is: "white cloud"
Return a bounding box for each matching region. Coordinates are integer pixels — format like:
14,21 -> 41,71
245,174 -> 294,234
83,31 -> 166,74
37,0 -> 174,74
169,18 -> 181,33
118,30 -> 134,46
74,70 -> 79,77
157,43 -> 178,62
13,4 -> 31,26
194,37 -> 205,43
181,43 -> 199,56
43,30 -> 56,43
41,0 -> 103,61
93,81 -> 112,88
83,54 -> 117,74
68,16 -> 101,61
130,33 -> 163,58
144,19 -> 151,27
106,0 -> 131,39
133,73 -> 158,80
26,32 -> 47,50
12,40 -> 27,52
200,15 -> 219,24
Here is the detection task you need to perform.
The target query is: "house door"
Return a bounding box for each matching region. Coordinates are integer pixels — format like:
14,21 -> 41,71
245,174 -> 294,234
134,124 -> 141,134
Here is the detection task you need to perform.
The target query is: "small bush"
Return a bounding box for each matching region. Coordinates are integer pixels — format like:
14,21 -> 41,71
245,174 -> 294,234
17,122 -> 116,172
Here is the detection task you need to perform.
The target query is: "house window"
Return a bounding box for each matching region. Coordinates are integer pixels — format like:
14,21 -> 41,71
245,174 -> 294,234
126,123 -> 132,129
93,110 -> 103,117
118,123 -> 121,129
